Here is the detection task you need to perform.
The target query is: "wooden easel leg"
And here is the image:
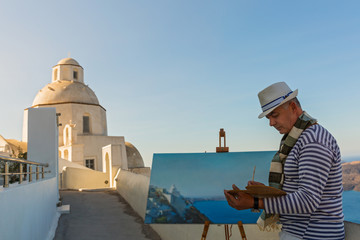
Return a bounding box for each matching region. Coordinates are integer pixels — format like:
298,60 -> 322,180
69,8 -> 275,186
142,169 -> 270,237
201,221 -> 210,240
237,221 -> 247,240
224,224 -> 230,240
201,221 -> 246,240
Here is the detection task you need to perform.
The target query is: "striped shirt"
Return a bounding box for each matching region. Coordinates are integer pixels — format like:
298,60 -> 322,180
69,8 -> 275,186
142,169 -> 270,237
264,124 -> 345,240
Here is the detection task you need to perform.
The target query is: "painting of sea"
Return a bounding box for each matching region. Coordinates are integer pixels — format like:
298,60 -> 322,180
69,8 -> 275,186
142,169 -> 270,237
145,151 -> 276,224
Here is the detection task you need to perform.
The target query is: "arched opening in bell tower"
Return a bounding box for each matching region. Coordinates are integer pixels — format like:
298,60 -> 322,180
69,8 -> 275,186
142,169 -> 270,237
73,70 -> 78,80
53,69 -> 58,81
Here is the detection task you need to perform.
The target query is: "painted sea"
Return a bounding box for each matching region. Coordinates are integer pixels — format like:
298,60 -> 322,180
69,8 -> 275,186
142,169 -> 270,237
193,200 -> 260,224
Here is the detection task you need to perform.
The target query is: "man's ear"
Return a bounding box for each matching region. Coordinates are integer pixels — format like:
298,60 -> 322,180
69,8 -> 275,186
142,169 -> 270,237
290,101 -> 297,112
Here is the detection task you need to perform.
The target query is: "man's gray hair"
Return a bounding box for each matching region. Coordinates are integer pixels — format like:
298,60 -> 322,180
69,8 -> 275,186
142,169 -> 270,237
291,97 -> 301,108
282,97 -> 302,109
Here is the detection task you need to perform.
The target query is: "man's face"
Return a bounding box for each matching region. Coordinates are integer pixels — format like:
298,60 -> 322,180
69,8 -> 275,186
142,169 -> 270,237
266,102 -> 297,134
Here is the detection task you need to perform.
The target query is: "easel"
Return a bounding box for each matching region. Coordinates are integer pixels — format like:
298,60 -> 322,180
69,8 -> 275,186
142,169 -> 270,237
216,128 -> 229,153
201,221 -> 247,240
200,129 -> 247,239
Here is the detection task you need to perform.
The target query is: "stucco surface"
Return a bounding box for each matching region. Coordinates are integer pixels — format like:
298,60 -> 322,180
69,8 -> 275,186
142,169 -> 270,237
116,169 -> 150,219
126,142 -> 145,168
57,58 -> 80,66
0,178 -> 59,240
59,158 -> 88,171
78,135 -> 125,171
32,81 -> 99,106
62,167 -> 110,189
46,103 -> 107,146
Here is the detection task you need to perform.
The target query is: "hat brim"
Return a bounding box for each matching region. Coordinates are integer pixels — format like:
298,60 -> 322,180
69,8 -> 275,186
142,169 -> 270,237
258,89 -> 298,119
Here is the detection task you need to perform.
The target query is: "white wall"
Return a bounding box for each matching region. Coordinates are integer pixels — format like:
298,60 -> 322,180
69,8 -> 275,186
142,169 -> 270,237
54,64 -> 84,83
62,167 -> 110,189
2,107 -> 61,240
115,170 -> 280,240
59,158 -> 89,171
78,135 -> 124,171
22,109 -> 28,142
54,103 -> 107,145
26,108 -> 58,179
0,178 -> 59,240
116,169 -> 149,218
28,103 -> 107,146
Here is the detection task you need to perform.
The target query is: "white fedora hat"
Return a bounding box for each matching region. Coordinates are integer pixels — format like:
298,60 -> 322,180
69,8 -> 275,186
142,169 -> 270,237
257,82 -> 298,119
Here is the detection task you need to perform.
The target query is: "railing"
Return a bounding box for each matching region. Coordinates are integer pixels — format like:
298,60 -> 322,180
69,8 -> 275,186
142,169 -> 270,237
0,156 -> 50,188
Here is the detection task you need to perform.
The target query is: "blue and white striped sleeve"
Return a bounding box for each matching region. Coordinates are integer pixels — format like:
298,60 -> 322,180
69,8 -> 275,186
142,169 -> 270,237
264,142 -> 333,214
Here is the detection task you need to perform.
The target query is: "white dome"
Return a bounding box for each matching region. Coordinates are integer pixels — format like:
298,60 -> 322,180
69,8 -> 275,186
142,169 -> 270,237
32,80 -> 99,106
125,142 -> 145,168
57,58 -> 80,66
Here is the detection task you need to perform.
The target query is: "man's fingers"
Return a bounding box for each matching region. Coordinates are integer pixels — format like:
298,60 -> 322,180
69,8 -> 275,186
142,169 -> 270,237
232,184 -> 240,191
224,190 -> 237,206
224,189 -> 253,211
224,190 -> 234,201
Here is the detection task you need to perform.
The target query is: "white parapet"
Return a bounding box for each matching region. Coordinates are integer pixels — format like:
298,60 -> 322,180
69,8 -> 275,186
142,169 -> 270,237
0,107 -> 61,240
0,176 -> 59,240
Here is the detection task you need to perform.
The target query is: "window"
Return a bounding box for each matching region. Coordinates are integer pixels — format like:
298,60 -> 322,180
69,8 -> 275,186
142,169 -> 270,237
73,70 -> 78,80
85,159 -> 95,170
65,128 -> 69,145
83,116 -> 90,134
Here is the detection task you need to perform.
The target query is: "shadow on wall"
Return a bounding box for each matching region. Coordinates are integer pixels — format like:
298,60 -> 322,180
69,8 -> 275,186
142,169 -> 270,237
60,167 -> 110,189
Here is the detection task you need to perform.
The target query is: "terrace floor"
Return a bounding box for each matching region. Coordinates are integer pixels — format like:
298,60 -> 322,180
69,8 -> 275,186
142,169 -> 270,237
54,189 -> 161,240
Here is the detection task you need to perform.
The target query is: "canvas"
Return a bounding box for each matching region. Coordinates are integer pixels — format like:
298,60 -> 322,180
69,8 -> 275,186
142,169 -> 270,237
145,151 -> 276,224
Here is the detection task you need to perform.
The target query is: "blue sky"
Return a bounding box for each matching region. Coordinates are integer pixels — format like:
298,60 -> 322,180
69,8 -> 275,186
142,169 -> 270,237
0,1 -> 360,167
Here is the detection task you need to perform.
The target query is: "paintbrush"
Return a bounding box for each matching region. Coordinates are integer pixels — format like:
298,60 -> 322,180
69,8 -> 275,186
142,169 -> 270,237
252,166 -> 256,182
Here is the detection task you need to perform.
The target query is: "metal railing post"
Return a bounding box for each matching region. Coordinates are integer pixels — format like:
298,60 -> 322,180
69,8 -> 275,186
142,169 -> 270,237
26,164 -> 29,181
4,161 -> 9,188
36,166 -> 39,180
29,166 -> 32,182
19,163 -> 23,184
0,156 -> 49,185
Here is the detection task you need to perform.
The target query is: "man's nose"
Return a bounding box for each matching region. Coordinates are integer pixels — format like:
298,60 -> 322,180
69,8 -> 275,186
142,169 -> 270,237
269,118 -> 275,127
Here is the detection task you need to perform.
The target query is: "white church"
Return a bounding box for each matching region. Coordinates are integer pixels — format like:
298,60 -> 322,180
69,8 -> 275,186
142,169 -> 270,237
21,57 -> 147,189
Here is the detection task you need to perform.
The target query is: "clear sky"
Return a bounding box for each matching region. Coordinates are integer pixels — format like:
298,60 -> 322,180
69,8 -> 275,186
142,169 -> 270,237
0,1 -> 360,167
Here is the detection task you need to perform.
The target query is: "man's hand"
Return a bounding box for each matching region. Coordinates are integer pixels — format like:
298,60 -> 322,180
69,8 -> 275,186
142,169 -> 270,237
224,184 -> 254,210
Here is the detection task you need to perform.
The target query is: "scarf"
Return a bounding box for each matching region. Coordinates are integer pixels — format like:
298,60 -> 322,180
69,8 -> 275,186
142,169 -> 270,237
257,111 -> 317,231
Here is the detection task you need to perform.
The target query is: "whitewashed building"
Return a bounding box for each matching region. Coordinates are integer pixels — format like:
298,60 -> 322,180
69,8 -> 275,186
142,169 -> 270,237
22,57 -> 145,188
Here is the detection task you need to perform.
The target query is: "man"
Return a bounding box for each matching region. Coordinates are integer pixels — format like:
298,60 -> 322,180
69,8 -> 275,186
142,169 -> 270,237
224,82 -> 344,240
